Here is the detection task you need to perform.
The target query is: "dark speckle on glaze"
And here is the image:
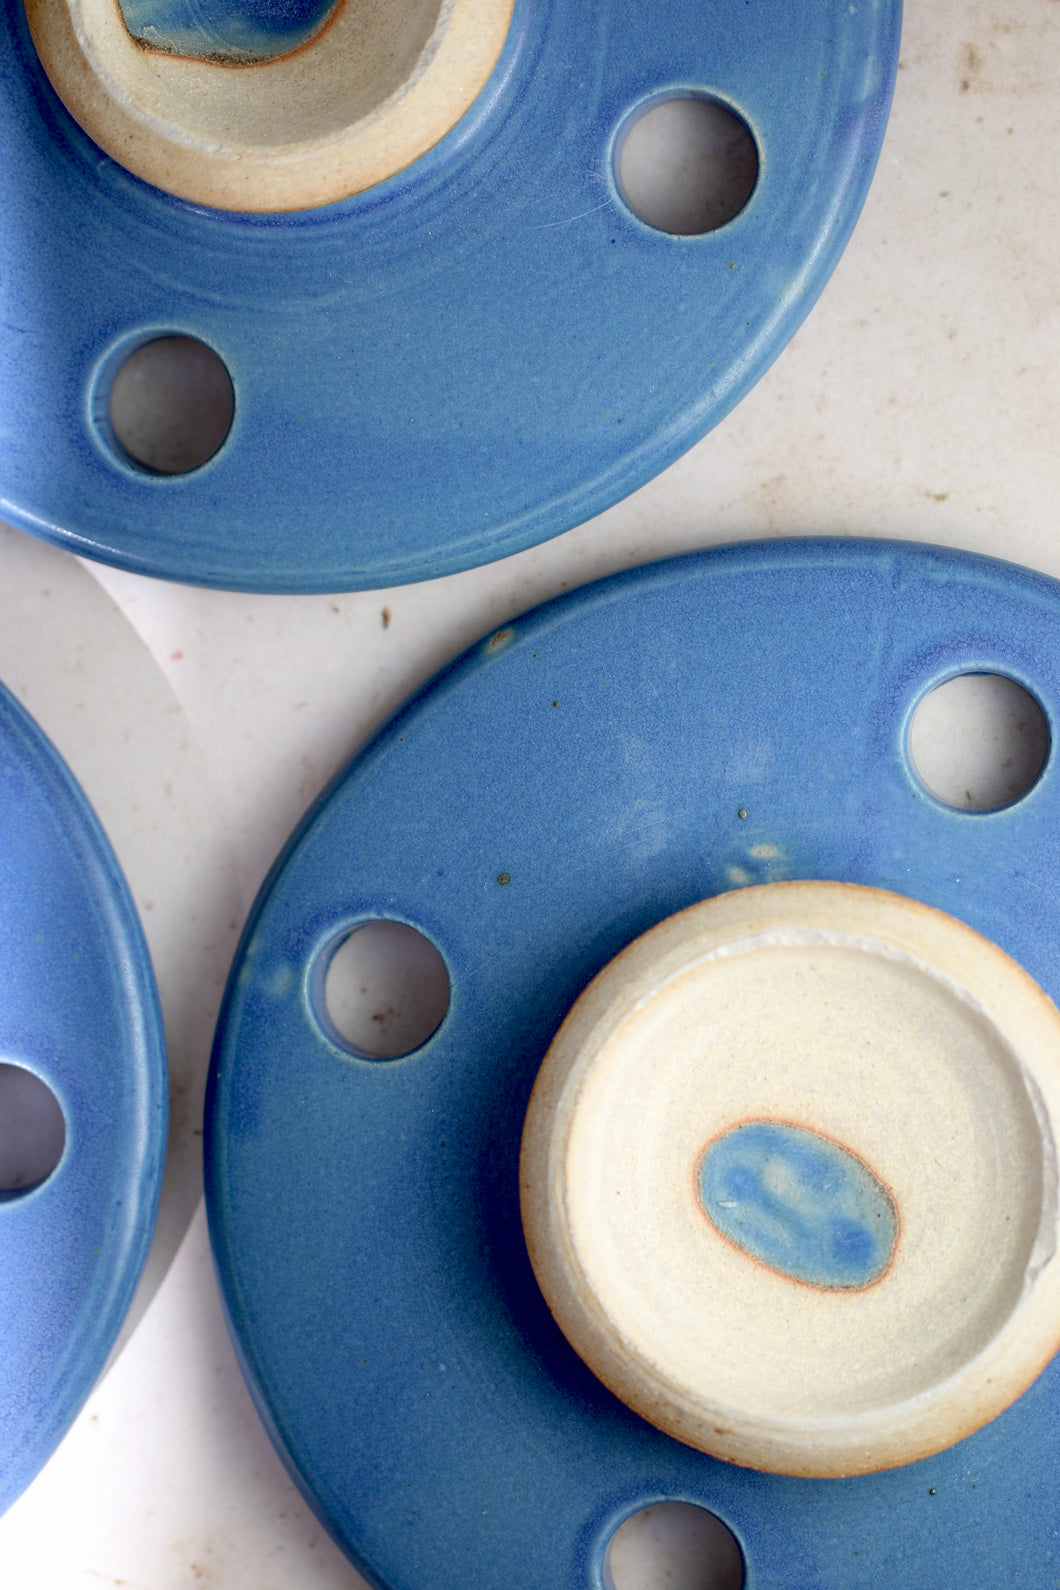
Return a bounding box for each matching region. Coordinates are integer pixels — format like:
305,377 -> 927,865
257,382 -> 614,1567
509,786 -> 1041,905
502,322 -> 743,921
698,1121 -> 897,1290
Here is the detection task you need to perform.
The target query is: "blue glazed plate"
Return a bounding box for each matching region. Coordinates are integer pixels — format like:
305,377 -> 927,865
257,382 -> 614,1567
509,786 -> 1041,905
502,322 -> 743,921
1,1 -> 898,590
0,684 -> 166,1515
206,540 -> 1060,1587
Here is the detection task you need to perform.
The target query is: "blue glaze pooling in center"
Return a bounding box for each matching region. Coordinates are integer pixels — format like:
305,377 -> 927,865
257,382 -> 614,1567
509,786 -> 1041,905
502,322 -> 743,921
698,1121 -> 897,1290
119,0 -> 341,63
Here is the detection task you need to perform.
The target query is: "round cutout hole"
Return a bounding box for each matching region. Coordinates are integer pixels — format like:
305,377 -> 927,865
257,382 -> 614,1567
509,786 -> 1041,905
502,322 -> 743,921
109,336 -> 234,474
616,98 -> 758,235
908,673 -> 1049,810
0,1064 -> 65,1194
605,1504 -> 744,1590
322,921 -> 450,1059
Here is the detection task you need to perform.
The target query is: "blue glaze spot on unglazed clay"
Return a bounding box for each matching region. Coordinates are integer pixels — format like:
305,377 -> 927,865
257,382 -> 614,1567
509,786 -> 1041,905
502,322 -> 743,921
698,1121 -> 897,1290
120,0 -> 341,64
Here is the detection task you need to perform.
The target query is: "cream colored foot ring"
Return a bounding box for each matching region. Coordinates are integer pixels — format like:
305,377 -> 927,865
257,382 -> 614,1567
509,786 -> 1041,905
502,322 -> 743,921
26,0 -> 514,210
520,882 -> 1060,1477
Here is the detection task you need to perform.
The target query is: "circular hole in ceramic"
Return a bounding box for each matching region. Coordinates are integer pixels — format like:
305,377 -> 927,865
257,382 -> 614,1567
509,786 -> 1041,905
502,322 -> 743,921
108,337 -> 234,476
25,0 -> 514,209
604,1504 -> 744,1590
322,921 -> 449,1059
0,1064 -> 65,1195
908,673 -> 1048,810
615,97 -> 758,235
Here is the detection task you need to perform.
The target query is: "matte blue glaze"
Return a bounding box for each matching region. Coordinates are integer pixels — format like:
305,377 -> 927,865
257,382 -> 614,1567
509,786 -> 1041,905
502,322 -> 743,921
2,1 -> 898,588
119,0 -> 340,63
0,684 -> 166,1516
698,1121 -> 897,1291
207,541 -> 1060,1587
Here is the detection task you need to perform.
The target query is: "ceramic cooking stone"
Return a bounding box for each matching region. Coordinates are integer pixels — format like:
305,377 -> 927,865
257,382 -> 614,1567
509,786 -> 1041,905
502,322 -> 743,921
205,539 -> 1060,1587
0,682 -> 166,1515
2,0 -> 898,589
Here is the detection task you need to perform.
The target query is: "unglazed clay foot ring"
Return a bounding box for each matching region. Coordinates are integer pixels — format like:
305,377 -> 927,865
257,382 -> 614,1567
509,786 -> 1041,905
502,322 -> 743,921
520,881 -> 1060,1478
25,0 -> 514,210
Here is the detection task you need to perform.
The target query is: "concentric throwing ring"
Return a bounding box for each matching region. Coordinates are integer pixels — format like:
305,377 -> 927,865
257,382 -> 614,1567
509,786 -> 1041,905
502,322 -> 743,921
0,683 -> 166,1515
207,540 -> 1060,1587
1,1 -> 898,588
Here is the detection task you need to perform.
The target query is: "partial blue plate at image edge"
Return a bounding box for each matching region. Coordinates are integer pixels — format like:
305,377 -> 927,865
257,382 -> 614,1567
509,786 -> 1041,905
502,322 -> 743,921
0,0 -> 899,590
0,684 -> 166,1514
207,540 -> 1060,1587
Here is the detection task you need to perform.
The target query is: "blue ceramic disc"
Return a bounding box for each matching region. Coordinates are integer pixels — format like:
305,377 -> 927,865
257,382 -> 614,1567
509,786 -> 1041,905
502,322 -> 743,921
0,684 -> 166,1515
1,1 -> 898,591
206,540 -> 1060,1587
